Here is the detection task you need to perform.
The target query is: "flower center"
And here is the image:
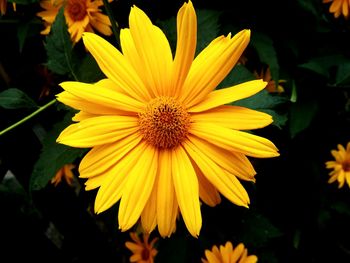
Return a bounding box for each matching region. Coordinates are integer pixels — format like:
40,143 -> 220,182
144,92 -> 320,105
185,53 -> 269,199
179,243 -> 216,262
67,0 -> 87,21
139,96 -> 190,149
141,247 -> 150,260
342,160 -> 350,172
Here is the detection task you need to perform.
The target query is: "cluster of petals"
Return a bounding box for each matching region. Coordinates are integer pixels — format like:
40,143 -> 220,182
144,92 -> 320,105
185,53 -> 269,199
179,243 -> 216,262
323,0 -> 350,19
37,0 -> 112,43
56,0 -> 279,237
202,241 -> 257,263
125,232 -> 158,263
325,142 -> 350,188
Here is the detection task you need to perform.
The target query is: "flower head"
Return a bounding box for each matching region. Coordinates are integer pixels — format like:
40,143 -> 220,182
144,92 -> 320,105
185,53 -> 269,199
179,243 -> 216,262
37,0 -> 112,43
51,163 -> 76,186
125,232 -> 158,263
202,241 -> 258,263
323,0 -> 350,19
56,0 -> 279,237
325,142 -> 350,188
253,67 -> 284,93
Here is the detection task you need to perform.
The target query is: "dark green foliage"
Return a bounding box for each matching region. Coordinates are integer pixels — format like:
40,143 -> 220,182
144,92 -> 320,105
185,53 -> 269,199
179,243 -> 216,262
1,0 -> 350,262
30,112 -> 86,191
0,88 -> 37,109
45,8 -> 78,79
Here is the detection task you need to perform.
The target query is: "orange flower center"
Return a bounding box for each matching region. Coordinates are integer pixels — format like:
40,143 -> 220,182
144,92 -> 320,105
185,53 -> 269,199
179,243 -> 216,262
67,0 -> 87,21
139,96 -> 190,149
342,160 -> 350,172
141,247 -> 150,260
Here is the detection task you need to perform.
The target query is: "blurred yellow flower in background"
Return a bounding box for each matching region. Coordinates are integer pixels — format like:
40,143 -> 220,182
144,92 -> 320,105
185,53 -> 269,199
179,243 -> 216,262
125,232 -> 158,263
202,241 -> 258,263
56,1 -> 279,238
323,0 -> 350,19
37,0 -> 112,43
51,163 -> 76,186
325,142 -> 350,188
254,67 -> 285,93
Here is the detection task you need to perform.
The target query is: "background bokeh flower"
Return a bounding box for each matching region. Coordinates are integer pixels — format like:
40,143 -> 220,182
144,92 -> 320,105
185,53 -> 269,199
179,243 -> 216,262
326,142 -> 350,188
37,0 -> 112,43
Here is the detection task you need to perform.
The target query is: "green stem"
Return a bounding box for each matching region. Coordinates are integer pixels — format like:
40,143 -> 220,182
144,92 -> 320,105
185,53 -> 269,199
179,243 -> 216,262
102,0 -> 120,48
0,99 -> 56,136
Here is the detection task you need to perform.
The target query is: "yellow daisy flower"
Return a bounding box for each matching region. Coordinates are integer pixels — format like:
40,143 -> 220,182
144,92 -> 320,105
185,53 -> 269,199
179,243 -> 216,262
253,67 -> 284,93
56,0 -> 279,237
202,241 -> 258,263
51,163 -> 76,186
325,142 -> 350,188
323,0 -> 350,19
125,232 -> 158,263
37,0 -> 112,43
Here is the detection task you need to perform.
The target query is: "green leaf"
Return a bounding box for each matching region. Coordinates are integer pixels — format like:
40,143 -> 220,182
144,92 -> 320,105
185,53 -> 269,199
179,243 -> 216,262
298,55 -> 348,79
196,9 -> 221,54
75,54 -> 105,83
289,100 -> 318,138
218,64 -> 256,88
45,7 -> 78,79
298,60 -> 329,78
335,62 -> 350,86
0,88 -> 37,109
239,211 -> 282,248
251,32 -> 279,85
233,89 -> 288,129
331,201 -> 350,217
30,112 -> 87,191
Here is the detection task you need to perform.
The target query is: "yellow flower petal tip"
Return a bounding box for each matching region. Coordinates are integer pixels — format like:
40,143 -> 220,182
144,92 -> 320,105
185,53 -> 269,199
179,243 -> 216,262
56,0 -> 280,238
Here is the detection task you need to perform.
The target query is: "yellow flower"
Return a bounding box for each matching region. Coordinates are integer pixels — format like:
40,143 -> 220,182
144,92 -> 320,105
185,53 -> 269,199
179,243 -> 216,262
56,1 -> 279,237
325,142 -> 350,188
51,163 -> 76,186
323,0 -> 350,19
253,67 -> 284,93
125,232 -> 158,263
37,0 -> 112,43
202,241 -> 258,263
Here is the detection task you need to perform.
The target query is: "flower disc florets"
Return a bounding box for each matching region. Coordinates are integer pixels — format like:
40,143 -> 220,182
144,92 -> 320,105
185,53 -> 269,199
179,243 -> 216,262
139,96 -> 191,149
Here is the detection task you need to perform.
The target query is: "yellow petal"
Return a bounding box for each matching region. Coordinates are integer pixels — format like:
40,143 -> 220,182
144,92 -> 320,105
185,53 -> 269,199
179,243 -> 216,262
190,122 -> 279,158
57,115 -> 139,148
72,111 -> 98,122
231,243 -> 245,262
188,135 -> 256,182
141,175 -> 158,233
191,105 -> 273,130
204,250 -> 221,263
171,146 -> 201,237
79,132 -> 142,178
180,30 -> 250,108
157,150 -> 179,237
128,6 -> 173,96
118,145 -> 158,231
172,1 -> 197,97
57,92 -> 123,116
82,32 -> 151,102
183,139 -> 250,207
59,81 -> 144,112
94,141 -> 148,213
194,162 -> 221,207
188,80 -> 266,112
245,256 -> 258,263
